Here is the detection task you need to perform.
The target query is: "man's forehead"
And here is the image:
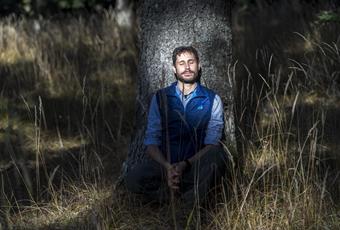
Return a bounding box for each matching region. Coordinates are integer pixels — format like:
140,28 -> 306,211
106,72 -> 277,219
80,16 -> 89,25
176,51 -> 196,60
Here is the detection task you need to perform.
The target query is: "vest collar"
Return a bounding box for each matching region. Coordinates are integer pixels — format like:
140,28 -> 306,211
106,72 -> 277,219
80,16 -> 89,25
166,81 -> 207,98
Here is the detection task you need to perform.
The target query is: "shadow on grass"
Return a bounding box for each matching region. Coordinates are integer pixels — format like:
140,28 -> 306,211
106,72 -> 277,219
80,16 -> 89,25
0,91 -> 133,198
290,103 -> 340,202
0,60 -> 38,98
0,55 -> 136,221
252,101 -> 340,203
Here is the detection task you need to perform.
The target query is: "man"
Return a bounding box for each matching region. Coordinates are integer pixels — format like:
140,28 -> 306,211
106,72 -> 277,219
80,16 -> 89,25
125,46 -> 228,205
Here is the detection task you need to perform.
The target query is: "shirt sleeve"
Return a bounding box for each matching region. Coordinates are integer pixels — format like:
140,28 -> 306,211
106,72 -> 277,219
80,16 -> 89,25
144,94 -> 162,146
204,94 -> 224,145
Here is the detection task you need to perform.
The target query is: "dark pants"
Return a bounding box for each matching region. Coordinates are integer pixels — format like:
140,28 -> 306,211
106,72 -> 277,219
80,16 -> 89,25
124,146 -> 230,205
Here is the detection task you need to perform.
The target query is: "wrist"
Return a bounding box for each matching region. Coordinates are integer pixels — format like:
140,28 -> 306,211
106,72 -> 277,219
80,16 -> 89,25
164,162 -> 172,170
184,159 -> 191,170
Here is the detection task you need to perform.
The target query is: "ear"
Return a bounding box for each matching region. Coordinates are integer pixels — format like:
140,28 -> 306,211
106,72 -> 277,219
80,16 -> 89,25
198,63 -> 201,71
172,66 -> 177,73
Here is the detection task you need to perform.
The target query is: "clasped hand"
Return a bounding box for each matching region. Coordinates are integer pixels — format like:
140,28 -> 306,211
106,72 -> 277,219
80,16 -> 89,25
166,161 -> 187,190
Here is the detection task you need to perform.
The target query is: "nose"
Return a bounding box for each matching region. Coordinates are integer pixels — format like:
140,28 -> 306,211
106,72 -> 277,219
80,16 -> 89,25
185,64 -> 190,69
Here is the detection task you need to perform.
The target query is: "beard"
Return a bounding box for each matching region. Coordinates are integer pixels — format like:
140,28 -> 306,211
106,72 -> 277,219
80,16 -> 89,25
175,70 -> 198,84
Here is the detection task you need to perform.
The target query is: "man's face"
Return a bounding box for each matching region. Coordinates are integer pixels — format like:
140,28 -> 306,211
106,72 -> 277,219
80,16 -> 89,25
173,52 -> 200,84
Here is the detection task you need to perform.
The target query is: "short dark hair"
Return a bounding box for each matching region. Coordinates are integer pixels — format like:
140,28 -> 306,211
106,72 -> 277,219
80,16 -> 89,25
172,46 -> 199,66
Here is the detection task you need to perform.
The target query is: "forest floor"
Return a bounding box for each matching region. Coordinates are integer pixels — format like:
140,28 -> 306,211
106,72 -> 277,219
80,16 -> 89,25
1,5 -> 340,229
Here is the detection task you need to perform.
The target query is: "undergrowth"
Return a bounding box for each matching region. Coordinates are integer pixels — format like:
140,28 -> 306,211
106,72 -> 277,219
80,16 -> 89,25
1,4 -> 340,230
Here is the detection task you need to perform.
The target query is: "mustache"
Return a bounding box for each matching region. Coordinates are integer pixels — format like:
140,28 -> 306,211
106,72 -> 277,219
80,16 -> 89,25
181,70 -> 194,74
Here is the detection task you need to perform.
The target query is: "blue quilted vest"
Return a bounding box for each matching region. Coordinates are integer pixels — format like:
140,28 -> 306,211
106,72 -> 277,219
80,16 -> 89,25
156,82 -> 215,163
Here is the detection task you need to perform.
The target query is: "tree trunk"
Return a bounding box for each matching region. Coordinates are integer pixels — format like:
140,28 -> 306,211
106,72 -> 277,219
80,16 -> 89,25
121,0 -> 234,177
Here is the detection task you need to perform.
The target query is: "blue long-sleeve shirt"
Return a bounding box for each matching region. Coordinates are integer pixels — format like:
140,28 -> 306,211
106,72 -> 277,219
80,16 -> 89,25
144,83 -> 224,147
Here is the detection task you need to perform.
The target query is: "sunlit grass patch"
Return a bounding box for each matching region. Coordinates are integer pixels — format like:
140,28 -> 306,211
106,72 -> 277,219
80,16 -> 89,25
301,90 -> 340,108
9,183 -> 112,229
0,22 -> 36,64
212,183 -> 338,229
8,183 -> 175,229
0,112 -> 87,156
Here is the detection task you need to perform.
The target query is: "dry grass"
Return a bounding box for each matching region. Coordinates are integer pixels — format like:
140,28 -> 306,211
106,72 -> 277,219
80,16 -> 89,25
0,9 -> 137,229
211,81 -> 340,229
1,4 -> 340,230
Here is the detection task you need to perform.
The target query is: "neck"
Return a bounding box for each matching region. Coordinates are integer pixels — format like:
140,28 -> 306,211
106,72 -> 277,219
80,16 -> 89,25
177,81 -> 197,95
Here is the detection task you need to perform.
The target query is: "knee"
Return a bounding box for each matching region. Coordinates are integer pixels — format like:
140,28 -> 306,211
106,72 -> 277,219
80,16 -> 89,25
124,167 -> 144,193
124,161 -> 163,193
210,146 -> 230,171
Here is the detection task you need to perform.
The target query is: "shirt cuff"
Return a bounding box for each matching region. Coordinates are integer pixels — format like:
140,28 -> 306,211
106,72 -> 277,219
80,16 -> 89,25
204,130 -> 222,145
144,138 -> 161,146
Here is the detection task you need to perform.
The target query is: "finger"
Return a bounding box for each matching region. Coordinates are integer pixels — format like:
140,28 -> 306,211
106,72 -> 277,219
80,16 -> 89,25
170,184 -> 180,190
168,176 -> 180,185
169,171 -> 180,178
168,180 -> 179,189
173,177 -> 180,184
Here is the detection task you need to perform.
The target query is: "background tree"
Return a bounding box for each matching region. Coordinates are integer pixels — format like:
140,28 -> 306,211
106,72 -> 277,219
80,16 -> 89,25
121,0 -> 235,178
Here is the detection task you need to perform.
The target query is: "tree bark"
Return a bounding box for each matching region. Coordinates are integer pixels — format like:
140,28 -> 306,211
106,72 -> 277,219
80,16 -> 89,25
121,0 -> 234,177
